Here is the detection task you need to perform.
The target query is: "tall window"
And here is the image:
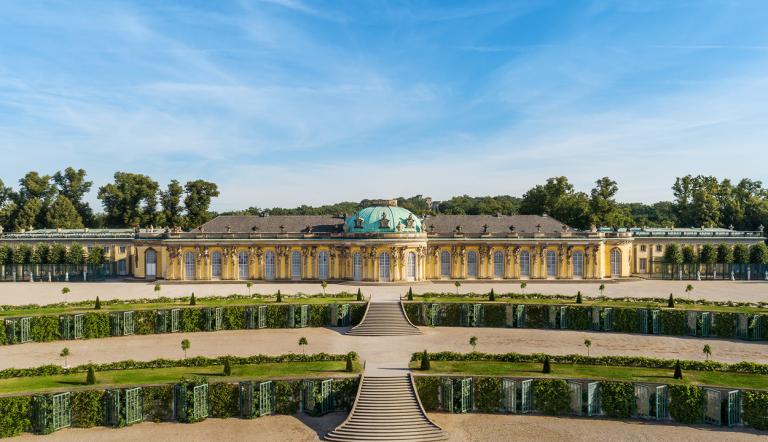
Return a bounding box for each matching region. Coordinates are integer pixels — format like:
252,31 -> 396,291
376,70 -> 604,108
238,251 -> 249,279
546,251 -> 557,278
467,251 -> 478,277
118,259 -> 127,275
379,253 -> 390,282
317,251 -> 329,280
291,251 -> 302,280
145,249 -> 156,277
610,248 -> 621,277
407,252 -> 416,280
353,252 -> 362,281
493,251 -> 504,278
572,251 -> 584,278
520,251 -> 530,277
264,251 -> 275,280
211,252 -> 222,279
184,252 -> 195,280
639,258 -> 647,272
440,251 -> 451,277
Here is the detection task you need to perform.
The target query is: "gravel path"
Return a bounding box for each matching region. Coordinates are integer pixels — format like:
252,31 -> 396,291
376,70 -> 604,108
2,326 -> 765,371
1,279 -> 767,306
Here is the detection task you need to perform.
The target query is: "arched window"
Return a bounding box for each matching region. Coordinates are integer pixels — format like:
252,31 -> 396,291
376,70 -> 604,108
520,251 -> 530,277
467,251 -> 478,277
407,252 -> 416,280
317,251 -> 329,280
440,251 -> 451,278
238,251 -> 249,279
546,251 -> 557,278
145,249 -> 156,278
611,248 -> 621,277
353,252 -> 362,281
291,251 -> 302,280
572,251 -> 584,278
379,252 -> 390,282
493,251 -> 504,278
184,251 -> 195,280
211,251 -> 222,279
264,251 -> 276,280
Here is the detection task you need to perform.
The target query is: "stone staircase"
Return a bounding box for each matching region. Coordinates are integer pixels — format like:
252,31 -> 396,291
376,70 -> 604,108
325,375 -> 447,442
347,302 -> 421,336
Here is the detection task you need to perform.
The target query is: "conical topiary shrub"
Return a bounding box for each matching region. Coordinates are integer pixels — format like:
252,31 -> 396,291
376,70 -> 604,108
276,290 -> 282,303
668,293 -> 675,308
190,293 -> 196,306
86,366 -> 96,385
673,360 -> 683,379
223,358 -> 232,376
542,356 -> 551,374
420,350 -> 430,370
576,291 -> 582,304
407,287 -> 414,301
489,289 -> 495,301
356,288 -> 362,301
345,352 -> 354,372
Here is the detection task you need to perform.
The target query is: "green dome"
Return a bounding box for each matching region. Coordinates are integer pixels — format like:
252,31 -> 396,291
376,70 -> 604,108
346,206 -> 422,233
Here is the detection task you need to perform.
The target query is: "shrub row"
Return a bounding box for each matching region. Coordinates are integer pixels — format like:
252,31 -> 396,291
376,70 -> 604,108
410,352 -> 768,375
414,375 -> 768,431
1,302 -> 366,346
0,352 -> 356,380
404,301 -> 768,341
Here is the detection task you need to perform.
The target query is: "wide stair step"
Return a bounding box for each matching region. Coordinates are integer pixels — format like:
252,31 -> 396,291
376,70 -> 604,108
325,375 -> 447,442
347,302 -> 420,337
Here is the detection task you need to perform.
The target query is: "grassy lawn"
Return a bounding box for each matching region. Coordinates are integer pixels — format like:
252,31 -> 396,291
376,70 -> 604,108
410,360 -> 768,390
408,295 -> 766,314
0,294 -> 362,318
0,360 -> 360,395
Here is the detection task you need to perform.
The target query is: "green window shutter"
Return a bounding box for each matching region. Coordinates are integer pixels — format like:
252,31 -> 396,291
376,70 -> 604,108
258,306 -> 267,329
568,381 -> 582,416
125,387 -> 142,425
502,379 -> 516,413
521,379 -> 533,413
560,306 -> 568,329
655,385 -> 669,420
441,378 -> 454,413
587,382 -> 601,416
727,390 -> 741,426
171,309 -> 180,333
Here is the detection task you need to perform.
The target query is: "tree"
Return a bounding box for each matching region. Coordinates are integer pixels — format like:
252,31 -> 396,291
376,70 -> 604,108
454,281 -> 461,295
598,284 -> 605,297
668,293 -> 675,308
589,177 -> 631,227
716,244 -> 733,264
345,352 -> 354,372
699,244 -> 717,274
154,283 -> 161,298
320,280 -> 328,296
469,336 -> 478,351
702,344 -> 712,361
95,296 -> 101,310
576,291 -> 582,304
542,356 -> 551,374
407,287 -> 413,301
223,358 -> 232,376
159,179 -> 185,228
53,167 -> 93,225
190,292 -> 196,306
61,287 -> 70,303
276,290 -> 282,303
298,336 -> 308,354
673,360 -> 683,379
520,281 -> 527,294
181,339 -> 190,358
48,244 -> 66,265
420,350 -> 431,370
685,284 -> 693,295
584,339 -> 592,356
87,247 -> 105,266
60,347 -> 70,367
489,288 -> 495,301
246,282 -> 253,296
357,288 -> 363,301
86,366 -> 96,385
97,172 -> 159,227
184,179 -> 219,228
749,243 -> 768,264
45,195 -> 84,229
681,246 -> 697,264
65,243 -> 85,266
12,197 -> 43,231
733,244 -> 750,264
663,244 -> 683,265
519,176 -> 590,229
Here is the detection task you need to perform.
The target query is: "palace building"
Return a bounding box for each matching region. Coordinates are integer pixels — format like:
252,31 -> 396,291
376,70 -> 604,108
0,200 -> 764,282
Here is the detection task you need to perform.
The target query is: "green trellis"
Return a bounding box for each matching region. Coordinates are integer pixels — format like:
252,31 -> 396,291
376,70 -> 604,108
441,378 -> 473,413
704,388 -> 721,425
559,306 -> 568,329
568,381 -> 582,416
634,384 -> 652,419
338,304 -> 350,326
587,382 -> 601,416
520,379 -> 533,413
5,317 -> 32,344
502,379 -> 516,413
110,311 -> 135,336
515,305 -> 526,328
105,387 -> 143,427
59,314 -> 83,340
430,303 -> 440,326
303,379 -> 333,416
638,309 -> 649,334
601,308 -> 613,332
203,307 -> 223,331
240,380 -> 275,418
727,390 -> 741,426
654,385 -> 669,420
32,392 -> 71,434
156,309 -> 180,333
462,304 -> 482,327
737,314 -> 762,341
548,306 -> 558,329
651,310 -> 661,334
175,381 -> 209,423
591,307 -> 601,331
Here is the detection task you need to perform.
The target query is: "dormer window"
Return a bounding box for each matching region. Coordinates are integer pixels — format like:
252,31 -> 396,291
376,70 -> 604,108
354,215 -> 363,229
380,212 -> 390,229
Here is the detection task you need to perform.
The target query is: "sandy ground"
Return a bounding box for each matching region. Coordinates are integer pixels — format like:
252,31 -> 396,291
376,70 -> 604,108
9,413 -> 764,441
431,413 -> 767,441
2,326 -> 765,371
1,279 -> 767,306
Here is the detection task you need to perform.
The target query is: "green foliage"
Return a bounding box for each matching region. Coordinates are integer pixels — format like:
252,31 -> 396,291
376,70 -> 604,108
742,390 -> 768,430
681,246 -> 697,264
488,289 -> 495,302
0,396 -> 32,437
142,385 -> 174,422
82,312 -> 110,339
94,297 -> 101,310
345,353 -> 353,372
673,360 -> 683,379
600,382 -> 635,418
660,310 -> 686,335
420,350 -> 431,370
180,308 -> 202,332
208,382 -> 238,418
525,305 -> 549,328
274,381 -> 301,414
668,293 -> 674,308
474,377 -> 502,412
575,291 -> 582,304
669,385 -> 704,424
71,390 -> 103,427
134,310 -> 155,335
712,312 -> 737,338
542,356 -> 551,373
332,377 -> 360,411
611,308 -> 638,333
663,244 -> 683,264
223,358 -> 231,376
482,304 -> 505,327
189,293 -> 196,306
407,287 -> 413,301
224,305 -> 244,330
357,288 -> 363,301
734,244 -> 750,264
717,244 -> 734,264
276,290 -> 282,303
533,379 -> 570,415
750,243 -> 768,264
85,366 -> 96,385
31,316 -> 60,342
413,376 -> 440,411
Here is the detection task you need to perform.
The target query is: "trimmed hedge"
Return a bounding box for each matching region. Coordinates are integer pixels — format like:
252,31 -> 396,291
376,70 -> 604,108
0,397 -> 32,438
411,352 -> 768,375
669,385 -> 705,424
413,376 -> 441,412
474,377 -> 502,412
71,390 -> 105,428
600,381 -> 635,418
533,379 -> 570,415
743,390 -> 768,430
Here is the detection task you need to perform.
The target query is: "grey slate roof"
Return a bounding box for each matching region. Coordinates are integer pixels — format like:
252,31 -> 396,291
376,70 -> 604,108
198,215 -> 345,233
422,214 -> 569,235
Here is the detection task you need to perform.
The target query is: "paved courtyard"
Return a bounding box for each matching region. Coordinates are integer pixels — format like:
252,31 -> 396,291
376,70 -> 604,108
1,279 -> 767,305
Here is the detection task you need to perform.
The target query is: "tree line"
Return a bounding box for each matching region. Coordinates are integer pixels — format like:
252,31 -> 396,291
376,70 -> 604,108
0,168 -> 218,231
662,243 -> 768,265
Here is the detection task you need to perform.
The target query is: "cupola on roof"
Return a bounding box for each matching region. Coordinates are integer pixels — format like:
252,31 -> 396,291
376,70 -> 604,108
345,201 -> 422,233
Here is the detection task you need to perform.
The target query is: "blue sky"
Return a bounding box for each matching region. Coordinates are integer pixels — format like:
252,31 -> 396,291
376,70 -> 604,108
1,0 -> 767,211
